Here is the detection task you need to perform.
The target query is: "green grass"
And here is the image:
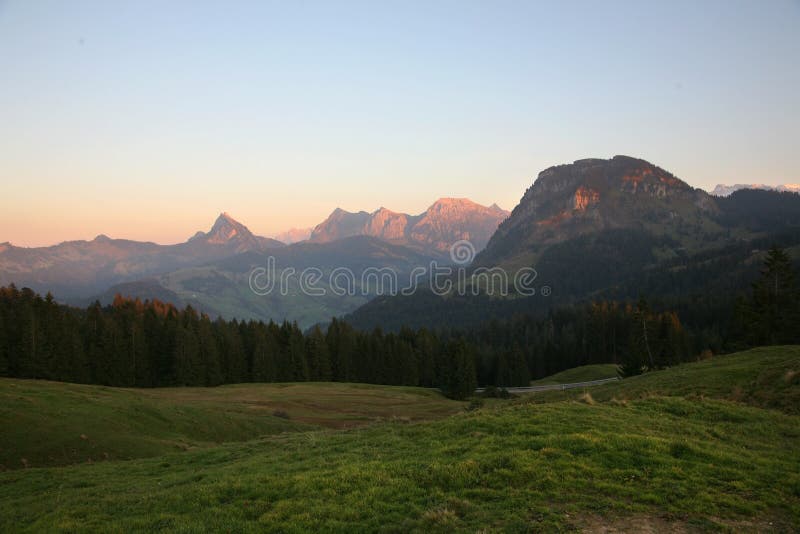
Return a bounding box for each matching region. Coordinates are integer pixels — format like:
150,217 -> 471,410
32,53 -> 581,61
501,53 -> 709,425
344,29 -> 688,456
530,363 -> 620,385
0,380 -> 463,470
526,346 -> 800,414
1,396 -> 797,531
1,346 -> 799,532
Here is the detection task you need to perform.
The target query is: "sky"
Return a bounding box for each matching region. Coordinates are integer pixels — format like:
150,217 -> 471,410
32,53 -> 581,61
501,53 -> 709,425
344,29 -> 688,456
1,0 -> 798,247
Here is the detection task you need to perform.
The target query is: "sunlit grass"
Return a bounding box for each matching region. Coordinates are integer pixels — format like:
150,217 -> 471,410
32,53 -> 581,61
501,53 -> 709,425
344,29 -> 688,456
1,346 -> 798,531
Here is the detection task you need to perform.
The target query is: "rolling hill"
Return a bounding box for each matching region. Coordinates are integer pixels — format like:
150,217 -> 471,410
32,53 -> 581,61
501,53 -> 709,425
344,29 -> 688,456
1,346 -> 798,531
0,380 -> 462,470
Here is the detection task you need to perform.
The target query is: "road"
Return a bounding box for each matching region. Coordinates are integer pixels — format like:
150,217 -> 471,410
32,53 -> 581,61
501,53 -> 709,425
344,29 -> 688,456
475,376 -> 619,394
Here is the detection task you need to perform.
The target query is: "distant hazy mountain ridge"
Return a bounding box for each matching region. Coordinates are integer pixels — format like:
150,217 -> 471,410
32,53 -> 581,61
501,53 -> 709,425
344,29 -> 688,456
0,213 -> 283,299
272,227 -> 313,244
709,183 -> 800,197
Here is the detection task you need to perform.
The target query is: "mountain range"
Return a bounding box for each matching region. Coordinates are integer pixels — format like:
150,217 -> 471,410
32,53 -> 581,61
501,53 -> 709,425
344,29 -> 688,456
0,213 -> 284,299
308,198 -> 508,256
272,227 -> 313,245
346,156 -> 800,331
4,158 -> 799,330
0,198 -> 507,326
709,183 -> 800,196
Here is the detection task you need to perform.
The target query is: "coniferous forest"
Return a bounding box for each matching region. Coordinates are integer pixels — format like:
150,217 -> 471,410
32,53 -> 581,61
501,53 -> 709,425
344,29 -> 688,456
2,247 -> 797,398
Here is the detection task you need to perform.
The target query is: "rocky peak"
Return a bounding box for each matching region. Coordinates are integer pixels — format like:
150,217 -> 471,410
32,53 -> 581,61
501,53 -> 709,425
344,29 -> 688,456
309,209 -> 371,243
308,199 -> 508,254
205,212 -> 252,244
476,156 -> 720,267
365,208 -> 409,240
512,156 -> 702,223
188,212 -> 266,252
426,198 -> 478,214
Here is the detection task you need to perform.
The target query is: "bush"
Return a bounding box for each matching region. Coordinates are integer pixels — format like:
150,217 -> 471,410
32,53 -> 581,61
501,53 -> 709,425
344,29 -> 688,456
464,399 -> 484,412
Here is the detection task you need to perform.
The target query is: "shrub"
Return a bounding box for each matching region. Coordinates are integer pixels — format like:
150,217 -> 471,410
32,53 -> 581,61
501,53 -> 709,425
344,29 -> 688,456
465,399 -> 484,412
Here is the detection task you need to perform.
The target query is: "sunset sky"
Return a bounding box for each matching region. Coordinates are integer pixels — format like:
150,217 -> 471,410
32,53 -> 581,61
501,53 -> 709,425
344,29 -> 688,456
1,0 -> 798,247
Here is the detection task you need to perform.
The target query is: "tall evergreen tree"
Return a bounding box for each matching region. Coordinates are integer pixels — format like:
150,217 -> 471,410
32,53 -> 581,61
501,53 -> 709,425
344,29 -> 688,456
443,339 -> 477,400
745,246 -> 800,345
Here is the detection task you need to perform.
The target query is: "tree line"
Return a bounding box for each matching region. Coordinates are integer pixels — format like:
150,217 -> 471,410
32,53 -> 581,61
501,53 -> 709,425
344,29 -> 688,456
0,247 -> 796,398
0,290 -> 685,399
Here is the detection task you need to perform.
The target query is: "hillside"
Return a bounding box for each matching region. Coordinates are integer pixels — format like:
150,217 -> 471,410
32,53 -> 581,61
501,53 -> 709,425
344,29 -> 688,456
474,155 -> 720,270
528,346 -> 800,414
124,235 -> 435,327
0,347 -> 798,531
0,380 -> 463,470
530,363 -> 619,385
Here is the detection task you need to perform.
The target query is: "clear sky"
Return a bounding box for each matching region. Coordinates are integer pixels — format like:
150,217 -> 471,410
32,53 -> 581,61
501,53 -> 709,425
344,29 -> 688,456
1,0 -> 798,246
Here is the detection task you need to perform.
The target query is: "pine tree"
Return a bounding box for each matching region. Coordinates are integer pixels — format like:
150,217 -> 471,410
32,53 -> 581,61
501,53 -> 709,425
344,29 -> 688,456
251,325 -> 278,382
174,307 -> 202,386
618,326 -> 647,378
443,339 -> 477,400
508,346 -> 531,386
199,315 -> 223,385
287,322 -> 308,381
415,328 -> 437,387
0,312 -> 8,375
748,246 -> 800,345
306,326 -> 332,381
217,318 -> 245,384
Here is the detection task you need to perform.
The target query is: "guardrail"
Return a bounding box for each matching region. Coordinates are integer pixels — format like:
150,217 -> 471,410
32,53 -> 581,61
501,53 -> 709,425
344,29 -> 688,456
475,376 -> 619,394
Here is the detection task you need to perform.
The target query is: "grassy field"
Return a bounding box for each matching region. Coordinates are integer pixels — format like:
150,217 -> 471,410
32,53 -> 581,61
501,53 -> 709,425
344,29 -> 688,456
0,380 -> 463,470
527,346 -> 800,414
530,363 -> 620,385
1,346 -> 799,531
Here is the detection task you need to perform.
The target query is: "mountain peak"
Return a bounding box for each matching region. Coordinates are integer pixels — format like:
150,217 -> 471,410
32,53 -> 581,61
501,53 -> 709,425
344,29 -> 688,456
309,198 -> 507,253
183,212 -> 272,253
430,197 -> 474,207
476,156 -> 715,267
532,156 -> 693,200
206,212 -> 250,243
215,212 -> 239,225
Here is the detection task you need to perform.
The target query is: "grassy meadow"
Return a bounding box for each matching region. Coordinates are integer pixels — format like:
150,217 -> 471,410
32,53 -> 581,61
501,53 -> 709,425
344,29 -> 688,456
527,346 -> 800,414
529,363 -> 620,385
1,346 -> 799,532
0,381 -> 463,470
